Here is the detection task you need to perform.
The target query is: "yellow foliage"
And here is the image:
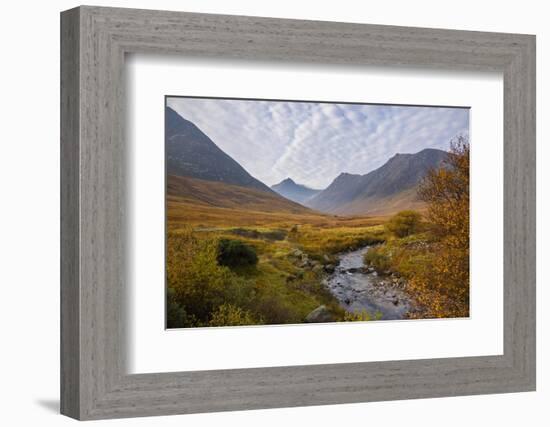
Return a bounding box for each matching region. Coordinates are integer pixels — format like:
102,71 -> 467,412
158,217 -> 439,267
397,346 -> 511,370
385,210 -> 422,238
343,310 -> 381,321
410,136 -> 470,318
208,303 -> 259,327
166,227 -> 256,327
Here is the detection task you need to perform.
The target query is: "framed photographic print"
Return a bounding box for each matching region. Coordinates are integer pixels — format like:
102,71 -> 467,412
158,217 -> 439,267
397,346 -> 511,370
164,96 -> 470,327
61,6 -> 536,420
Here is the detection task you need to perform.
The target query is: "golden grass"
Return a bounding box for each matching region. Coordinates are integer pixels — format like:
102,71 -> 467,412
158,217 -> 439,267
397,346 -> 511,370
292,223 -> 386,257
167,175 -> 389,230
168,197 -> 387,229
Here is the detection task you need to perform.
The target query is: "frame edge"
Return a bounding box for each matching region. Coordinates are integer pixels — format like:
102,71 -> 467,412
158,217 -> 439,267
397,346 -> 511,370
61,6 -> 537,420
60,6 -> 81,420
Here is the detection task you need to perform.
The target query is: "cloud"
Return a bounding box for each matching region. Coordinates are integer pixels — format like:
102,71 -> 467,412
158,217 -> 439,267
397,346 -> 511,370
167,97 -> 469,189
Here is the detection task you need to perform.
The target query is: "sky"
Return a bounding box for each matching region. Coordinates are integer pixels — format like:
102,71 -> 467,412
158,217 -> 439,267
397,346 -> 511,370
167,97 -> 469,189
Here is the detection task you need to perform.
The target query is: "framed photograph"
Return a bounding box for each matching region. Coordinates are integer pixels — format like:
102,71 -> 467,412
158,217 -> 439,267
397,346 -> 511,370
61,6 -> 536,420
164,96 -> 471,327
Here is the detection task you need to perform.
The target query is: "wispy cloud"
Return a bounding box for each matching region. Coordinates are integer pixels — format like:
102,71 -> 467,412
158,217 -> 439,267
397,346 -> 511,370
167,97 -> 469,189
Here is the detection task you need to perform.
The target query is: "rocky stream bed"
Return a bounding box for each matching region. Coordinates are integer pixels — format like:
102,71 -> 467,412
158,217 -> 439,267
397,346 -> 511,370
323,246 -> 415,320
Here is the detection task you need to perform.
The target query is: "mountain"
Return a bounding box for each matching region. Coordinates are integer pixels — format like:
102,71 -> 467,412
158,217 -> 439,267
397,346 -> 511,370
305,148 -> 448,216
271,178 -> 321,204
166,107 -> 317,215
167,175 -> 313,214
166,106 -> 272,193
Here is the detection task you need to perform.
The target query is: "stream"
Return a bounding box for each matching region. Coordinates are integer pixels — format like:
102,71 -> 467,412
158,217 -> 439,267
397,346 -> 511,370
324,246 -> 414,320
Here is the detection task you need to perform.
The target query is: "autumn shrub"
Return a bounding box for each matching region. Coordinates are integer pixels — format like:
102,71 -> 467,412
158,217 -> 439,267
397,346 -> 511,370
217,239 -> 258,268
410,135 -> 470,318
343,310 -> 382,321
253,293 -> 298,325
363,247 -> 392,273
407,245 -> 469,318
166,228 -> 257,327
385,210 -> 422,238
365,233 -> 432,277
208,303 -> 259,327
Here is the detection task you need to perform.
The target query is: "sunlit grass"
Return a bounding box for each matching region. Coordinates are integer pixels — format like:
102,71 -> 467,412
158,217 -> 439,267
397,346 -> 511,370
166,199 -> 384,327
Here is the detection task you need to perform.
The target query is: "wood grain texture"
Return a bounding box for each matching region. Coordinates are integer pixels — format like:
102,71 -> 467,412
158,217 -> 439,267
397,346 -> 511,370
60,7 -> 80,419
60,6 -> 536,420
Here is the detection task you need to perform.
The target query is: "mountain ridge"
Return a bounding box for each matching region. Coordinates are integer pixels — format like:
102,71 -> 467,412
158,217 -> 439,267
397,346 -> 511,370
305,148 -> 448,215
166,106 -> 273,193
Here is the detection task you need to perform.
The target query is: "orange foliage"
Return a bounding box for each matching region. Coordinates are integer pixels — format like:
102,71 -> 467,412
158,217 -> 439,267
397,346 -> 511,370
410,136 -> 470,318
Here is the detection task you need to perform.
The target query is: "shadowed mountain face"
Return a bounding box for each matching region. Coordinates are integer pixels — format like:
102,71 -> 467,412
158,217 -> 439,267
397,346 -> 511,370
166,106 -> 272,193
306,148 -> 448,215
166,107 -> 317,215
271,178 -> 321,205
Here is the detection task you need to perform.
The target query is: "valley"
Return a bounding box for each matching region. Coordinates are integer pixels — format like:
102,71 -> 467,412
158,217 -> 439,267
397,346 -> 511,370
165,104 -> 470,328
167,185 -> 390,326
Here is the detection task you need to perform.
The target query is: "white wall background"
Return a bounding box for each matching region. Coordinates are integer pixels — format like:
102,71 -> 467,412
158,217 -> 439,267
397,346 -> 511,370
0,0 -> 546,425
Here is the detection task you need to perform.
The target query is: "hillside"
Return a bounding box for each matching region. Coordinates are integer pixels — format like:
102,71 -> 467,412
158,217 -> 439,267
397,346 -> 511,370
271,178 -> 321,204
167,175 -> 314,215
306,148 -> 448,216
166,106 -> 273,193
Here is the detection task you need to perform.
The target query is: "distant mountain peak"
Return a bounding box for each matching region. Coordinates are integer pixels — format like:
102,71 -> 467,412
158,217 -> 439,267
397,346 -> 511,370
280,177 -> 296,185
271,177 -> 322,205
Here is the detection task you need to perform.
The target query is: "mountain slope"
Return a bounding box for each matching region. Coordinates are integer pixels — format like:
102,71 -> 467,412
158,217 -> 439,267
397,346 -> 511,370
167,175 -> 314,214
166,106 -> 272,193
271,178 -> 321,204
306,148 -> 448,216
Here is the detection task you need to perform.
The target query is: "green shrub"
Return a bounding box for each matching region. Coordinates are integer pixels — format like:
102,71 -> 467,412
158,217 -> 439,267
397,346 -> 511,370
385,210 -> 422,238
166,287 -> 195,328
167,229 -> 256,327
217,239 -> 258,268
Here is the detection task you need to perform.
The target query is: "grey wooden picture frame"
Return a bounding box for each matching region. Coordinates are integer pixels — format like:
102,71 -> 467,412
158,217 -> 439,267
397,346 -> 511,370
60,5 -> 536,421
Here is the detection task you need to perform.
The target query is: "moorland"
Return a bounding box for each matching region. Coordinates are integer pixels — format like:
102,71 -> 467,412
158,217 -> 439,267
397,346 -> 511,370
165,106 -> 470,328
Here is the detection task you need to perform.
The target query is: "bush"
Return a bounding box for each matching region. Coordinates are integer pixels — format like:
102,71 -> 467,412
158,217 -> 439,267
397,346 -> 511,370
166,287 -> 195,328
343,310 -> 374,321
413,136 -> 470,318
253,293 -> 297,325
363,247 -> 392,273
167,229 -> 256,327
385,210 -> 422,238
217,239 -> 258,268
230,228 -> 287,241
208,303 -> 259,327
